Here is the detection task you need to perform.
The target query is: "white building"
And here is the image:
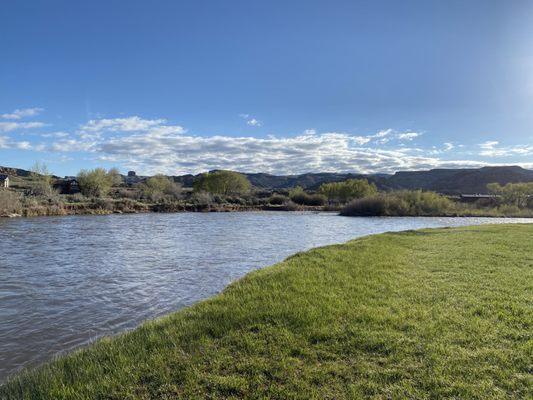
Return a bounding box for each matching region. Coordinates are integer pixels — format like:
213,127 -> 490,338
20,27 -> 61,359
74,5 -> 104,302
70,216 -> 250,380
0,175 -> 9,188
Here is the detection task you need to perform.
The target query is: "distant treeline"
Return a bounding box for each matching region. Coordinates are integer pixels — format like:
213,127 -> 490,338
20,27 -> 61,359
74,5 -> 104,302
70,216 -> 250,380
341,182 -> 533,217
1,164 -> 532,218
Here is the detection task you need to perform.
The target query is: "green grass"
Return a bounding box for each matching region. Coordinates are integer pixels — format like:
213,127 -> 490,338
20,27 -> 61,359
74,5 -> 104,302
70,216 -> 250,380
2,224 -> 532,399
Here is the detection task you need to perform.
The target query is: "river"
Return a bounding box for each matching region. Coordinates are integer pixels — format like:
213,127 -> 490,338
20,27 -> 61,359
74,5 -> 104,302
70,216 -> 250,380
0,212 -> 530,382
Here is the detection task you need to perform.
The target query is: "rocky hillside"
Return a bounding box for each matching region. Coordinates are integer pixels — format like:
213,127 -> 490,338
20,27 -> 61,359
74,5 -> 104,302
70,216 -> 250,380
239,166 -> 533,193
0,166 -> 32,177
385,166 -> 533,194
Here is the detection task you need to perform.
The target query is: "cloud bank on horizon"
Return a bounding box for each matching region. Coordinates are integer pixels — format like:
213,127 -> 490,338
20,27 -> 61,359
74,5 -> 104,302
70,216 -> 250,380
1,108 -> 532,176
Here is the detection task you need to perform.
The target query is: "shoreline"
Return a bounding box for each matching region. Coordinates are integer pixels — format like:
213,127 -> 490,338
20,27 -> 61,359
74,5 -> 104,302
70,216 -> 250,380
0,204 -> 329,219
2,205 -> 533,219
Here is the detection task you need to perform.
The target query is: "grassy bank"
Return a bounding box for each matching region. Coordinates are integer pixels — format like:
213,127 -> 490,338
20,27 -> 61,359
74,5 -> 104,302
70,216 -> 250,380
2,224 -> 532,399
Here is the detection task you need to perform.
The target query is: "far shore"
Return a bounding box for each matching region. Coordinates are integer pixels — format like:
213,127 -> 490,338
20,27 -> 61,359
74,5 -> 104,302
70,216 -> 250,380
2,204 -> 533,219
2,169 -> 532,219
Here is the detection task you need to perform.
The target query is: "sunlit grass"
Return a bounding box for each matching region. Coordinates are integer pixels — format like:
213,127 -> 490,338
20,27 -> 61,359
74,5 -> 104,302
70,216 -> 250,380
2,224 -> 532,399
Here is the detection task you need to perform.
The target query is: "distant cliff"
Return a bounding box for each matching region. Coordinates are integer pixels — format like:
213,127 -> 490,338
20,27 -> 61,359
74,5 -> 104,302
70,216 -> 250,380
238,166 -> 533,194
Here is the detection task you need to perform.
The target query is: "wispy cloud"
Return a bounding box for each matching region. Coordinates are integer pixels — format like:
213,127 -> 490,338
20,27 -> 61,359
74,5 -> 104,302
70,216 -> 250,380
79,116 -> 170,138
480,140 -> 499,150
479,140 -> 533,157
4,113 -> 532,174
397,132 -> 421,141
32,116 -> 523,175
239,113 -> 262,127
0,121 -> 47,132
0,135 -> 38,150
1,107 -> 43,120
443,142 -> 454,151
40,131 -> 70,138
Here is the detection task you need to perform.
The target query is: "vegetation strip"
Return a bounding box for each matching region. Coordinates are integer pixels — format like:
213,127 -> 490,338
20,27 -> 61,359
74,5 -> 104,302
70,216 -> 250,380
1,164 -> 533,217
2,224 -> 531,399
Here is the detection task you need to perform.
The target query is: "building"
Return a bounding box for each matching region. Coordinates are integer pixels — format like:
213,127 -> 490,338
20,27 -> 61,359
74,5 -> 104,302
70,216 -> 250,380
54,176 -> 80,194
126,171 -> 142,185
0,174 -> 9,188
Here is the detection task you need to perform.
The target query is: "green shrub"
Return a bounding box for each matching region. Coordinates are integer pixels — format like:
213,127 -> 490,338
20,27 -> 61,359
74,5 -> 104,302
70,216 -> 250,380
191,191 -> 213,206
319,179 -> 378,203
91,198 -> 115,211
341,190 -> 453,216
340,195 -> 387,216
29,162 -> 54,196
487,182 -> 533,208
77,168 -> 114,197
193,171 -> 251,195
289,187 -> 326,206
141,175 -> 182,202
0,190 -> 22,215
268,194 -> 288,205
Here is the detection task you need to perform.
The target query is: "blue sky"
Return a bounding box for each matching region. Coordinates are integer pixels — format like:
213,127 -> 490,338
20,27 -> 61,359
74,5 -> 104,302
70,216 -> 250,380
1,0 -> 532,176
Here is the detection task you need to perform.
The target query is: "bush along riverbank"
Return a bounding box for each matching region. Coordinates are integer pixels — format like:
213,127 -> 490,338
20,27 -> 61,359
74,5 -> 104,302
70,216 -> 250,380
1,166 -> 532,218
0,169 -> 327,218
2,224 -> 532,399
340,188 -> 533,217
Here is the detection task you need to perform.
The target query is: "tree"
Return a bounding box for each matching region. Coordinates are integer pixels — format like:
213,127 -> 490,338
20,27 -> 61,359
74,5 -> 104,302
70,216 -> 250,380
318,179 -> 378,203
77,168 -> 114,197
142,174 -> 182,201
193,171 -> 251,195
108,167 -> 123,186
288,186 -> 326,206
488,182 -> 533,208
30,161 -> 54,196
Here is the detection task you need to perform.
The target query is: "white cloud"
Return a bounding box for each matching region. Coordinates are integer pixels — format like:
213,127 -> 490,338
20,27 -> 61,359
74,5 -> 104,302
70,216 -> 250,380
480,140 -> 499,150
239,113 -> 262,127
1,107 -> 43,120
479,141 -> 533,157
5,112 -> 531,174
15,141 -> 32,150
246,118 -> 262,127
373,129 -> 392,138
443,142 -> 454,151
0,135 -> 37,150
79,116 -> 169,138
397,132 -> 420,141
49,138 -> 98,153
42,116 -> 526,175
0,121 -> 47,132
351,136 -> 371,145
40,131 -> 70,138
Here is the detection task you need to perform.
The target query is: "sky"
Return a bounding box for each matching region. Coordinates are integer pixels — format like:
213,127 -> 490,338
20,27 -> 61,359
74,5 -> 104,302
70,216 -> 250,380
1,0 -> 532,176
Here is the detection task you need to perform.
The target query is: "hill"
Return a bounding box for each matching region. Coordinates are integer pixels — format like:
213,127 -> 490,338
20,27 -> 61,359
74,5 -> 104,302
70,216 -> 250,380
0,166 -> 33,178
2,165 -> 532,194
239,166 -> 533,193
386,166 -> 533,194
